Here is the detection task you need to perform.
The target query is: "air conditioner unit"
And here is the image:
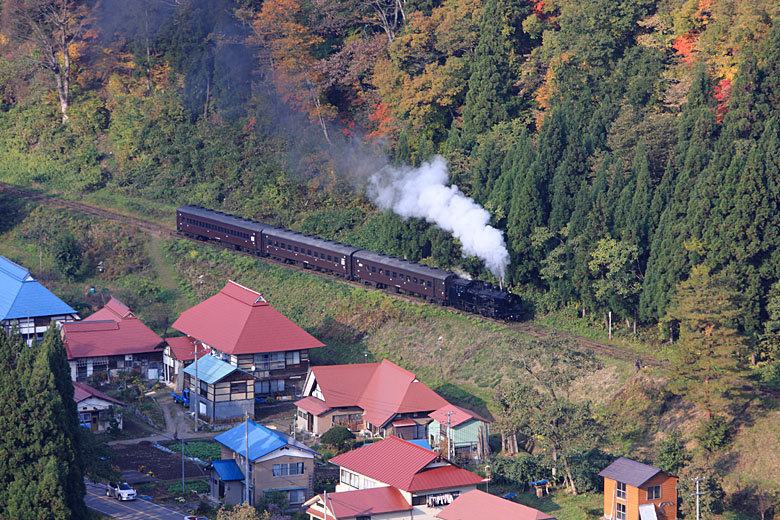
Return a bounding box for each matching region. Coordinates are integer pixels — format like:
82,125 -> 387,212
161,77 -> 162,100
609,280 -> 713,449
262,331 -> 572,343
125,354 -> 133,362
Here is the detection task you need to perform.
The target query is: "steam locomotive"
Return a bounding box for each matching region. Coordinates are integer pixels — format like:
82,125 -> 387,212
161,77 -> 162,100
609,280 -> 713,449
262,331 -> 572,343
177,205 -> 523,320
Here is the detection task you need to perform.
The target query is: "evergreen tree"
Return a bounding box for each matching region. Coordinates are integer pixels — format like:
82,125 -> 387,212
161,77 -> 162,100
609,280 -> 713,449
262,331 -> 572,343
663,266 -> 746,417
459,0 -> 518,153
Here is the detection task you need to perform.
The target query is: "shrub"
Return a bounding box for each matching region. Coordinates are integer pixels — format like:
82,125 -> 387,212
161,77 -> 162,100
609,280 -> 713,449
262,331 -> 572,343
566,449 -> 618,493
695,415 -> 729,452
655,429 -> 688,474
319,426 -> 355,448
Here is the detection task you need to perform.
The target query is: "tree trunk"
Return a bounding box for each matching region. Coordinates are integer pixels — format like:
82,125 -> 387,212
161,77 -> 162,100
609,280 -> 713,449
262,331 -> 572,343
561,455 -> 577,495
56,22 -> 70,123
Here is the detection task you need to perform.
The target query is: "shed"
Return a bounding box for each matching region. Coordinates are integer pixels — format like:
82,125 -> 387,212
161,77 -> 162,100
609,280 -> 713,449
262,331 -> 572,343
599,457 -> 677,520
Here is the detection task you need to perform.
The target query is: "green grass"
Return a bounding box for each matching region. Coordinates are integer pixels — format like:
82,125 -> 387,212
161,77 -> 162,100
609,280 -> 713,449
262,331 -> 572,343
166,479 -> 209,495
167,441 -> 222,462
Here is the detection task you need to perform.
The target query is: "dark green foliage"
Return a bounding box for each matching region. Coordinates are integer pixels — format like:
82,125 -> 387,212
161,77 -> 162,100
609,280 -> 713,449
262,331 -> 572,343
565,449 -> 617,494
53,232 -> 83,280
654,429 -> 688,475
319,426 -> 355,448
487,453 -> 550,488
695,416 -> 730,453
677,463 -> 725,517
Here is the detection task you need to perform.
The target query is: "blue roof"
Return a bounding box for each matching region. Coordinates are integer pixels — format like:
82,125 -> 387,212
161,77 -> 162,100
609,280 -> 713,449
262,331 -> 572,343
212,459 -> 245,481
182,354 -> 242,384
0,257 -> 77,321
215,419 -> 319,462
407,439 -> 432,451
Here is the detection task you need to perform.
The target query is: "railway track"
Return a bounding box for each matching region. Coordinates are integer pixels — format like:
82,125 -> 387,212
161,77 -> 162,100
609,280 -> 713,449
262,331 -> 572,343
0,181 -> 664,367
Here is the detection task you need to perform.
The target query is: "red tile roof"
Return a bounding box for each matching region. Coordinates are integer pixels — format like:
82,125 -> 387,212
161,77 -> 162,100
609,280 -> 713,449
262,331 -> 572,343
296,396 -> 330,417
165,336 -> 207,361
86,296 -> 134,321
72,381 -> 125,406
299,360 -> 449,427
429,404 -> 491,428
436,490 -> 556,520
305,487 -> 412,519
62,318 -> 164,360
172,280 -> 325,355
330,436 -> 482,492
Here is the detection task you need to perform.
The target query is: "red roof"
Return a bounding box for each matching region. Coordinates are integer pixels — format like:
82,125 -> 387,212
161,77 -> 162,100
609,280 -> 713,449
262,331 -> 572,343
305,487 -> 412,519
392,418 -> 417,427
62,318 -> 164,360
330,436 -> 482,492
165,336 -> 207,361
87,296 -> 134,321
301,360 -> 449,427
429,404 -> 491,428
172,280 -> 325,355
436,490 -> 556,520
295,396 -> 330,416
72,381 -> 125,406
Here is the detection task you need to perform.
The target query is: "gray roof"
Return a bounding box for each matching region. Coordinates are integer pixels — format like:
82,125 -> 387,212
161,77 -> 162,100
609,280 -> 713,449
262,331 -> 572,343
263,227 -> 361,256
598,457 -> 664,488
178,205 -> 277,234
353,250 -> 453,281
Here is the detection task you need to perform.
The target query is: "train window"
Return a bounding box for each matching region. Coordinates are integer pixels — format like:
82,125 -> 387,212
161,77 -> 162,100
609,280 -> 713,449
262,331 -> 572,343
406,276 -> 411,282
372,266 -> 376,273
427,281 -> 432,287
307,249 -> 312,256
281,242 -> 285,248
413,277 -> 418,283
313,251 -> 318,258
327,255 -> 332,261
294,246 -> 298,252
392,272 -> 397,278
287,244 -> 292,251
379,269 -> 383,275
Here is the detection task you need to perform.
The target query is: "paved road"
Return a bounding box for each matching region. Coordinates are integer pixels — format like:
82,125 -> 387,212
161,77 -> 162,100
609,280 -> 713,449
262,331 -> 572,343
85,480 -> 188,520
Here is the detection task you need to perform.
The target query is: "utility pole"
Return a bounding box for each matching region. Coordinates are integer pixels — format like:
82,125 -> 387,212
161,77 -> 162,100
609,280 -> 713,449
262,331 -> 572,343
437,336 -> 444,381
193,275 -> 204,433
181,436 -> 185,492
692,476 -> 706,520
445,410 -> 454,461
244,412 -> 251,505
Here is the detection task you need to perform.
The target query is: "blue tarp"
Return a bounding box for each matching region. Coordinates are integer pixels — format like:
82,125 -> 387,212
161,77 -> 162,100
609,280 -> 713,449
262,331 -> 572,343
212,460 -> 245,481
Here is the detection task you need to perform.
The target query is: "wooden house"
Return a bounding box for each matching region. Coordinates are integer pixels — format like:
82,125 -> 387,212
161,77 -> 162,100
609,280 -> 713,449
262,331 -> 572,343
211,419 -> 319,507
599,457 -> 678,520
172,280 -> 324,398
295,360 -> 449,440
162,336 -> 207,391
304,436 -> 485,520
61,297 -> 164,382
182,354 -> 256,423
0,256 -> 78,345
428,404 -> 491,461
73,381 -> 125,432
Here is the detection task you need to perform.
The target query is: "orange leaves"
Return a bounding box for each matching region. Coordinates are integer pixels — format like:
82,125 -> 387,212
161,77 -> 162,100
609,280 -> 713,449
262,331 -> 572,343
672,33 -> 698,63
368,102 -> 393,138
713,78 -> 731,123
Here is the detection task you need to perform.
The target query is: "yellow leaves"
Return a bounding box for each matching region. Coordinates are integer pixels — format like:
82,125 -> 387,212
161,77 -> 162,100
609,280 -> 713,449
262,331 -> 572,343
0,33 -> 8,46
151,62 -> 171,92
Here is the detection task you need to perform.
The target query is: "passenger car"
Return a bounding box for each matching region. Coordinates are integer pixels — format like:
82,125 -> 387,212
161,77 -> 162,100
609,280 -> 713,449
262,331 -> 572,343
106,481 -> 137,501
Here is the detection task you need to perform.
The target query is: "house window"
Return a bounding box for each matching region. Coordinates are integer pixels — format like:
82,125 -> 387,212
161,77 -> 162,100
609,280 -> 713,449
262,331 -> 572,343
255,352 -> 285,370
230,381 -> 246,394
647,485 -> 661,500
199,380 -> 208,398
285,351 -> 300,365
616,503 -> 626,520
257,379 -> 285,394
78,412 -> 91,423
288,489 -> 306,505
273,462 -> 304,477
616,481 -> 626,500
356,516 -> 370,520
362,478 -> 377,489
340,469 -> 360,488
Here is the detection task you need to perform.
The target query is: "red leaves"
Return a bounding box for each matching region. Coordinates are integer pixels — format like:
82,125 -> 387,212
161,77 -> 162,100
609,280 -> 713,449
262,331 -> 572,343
713,78 -> 731,123
672,33 -> 698,61
368,102 -> 393,138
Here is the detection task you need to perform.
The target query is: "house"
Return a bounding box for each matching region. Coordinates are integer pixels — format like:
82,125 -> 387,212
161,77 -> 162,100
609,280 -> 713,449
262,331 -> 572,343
61,297 -> 164,382
172,280 -> 324,398
73,380 -> 125,433
436,490 -> 556,520
162,336 -> 207,391
0,256 -> 78,345
304,436 -> 485,520
599,457 -> 678,520
295,360 -> 449,440
211,419 -> 319,507
428,404 -> 491,461
182,354 -> 257,423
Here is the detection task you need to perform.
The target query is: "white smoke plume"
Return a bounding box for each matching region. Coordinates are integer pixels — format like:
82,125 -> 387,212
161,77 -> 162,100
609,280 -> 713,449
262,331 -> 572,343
368,155 -> 510,280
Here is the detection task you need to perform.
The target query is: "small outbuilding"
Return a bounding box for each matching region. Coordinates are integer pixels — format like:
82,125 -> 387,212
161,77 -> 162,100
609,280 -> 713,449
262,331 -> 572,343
182,354 -> 256,423
599,457 -> 677,520
73,381 -> 125,432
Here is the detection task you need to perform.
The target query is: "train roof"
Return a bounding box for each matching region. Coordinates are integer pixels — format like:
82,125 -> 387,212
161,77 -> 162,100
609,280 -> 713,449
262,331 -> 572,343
177,205 -> 277,233
353,250 -> 454,281
262,227 -> 362,256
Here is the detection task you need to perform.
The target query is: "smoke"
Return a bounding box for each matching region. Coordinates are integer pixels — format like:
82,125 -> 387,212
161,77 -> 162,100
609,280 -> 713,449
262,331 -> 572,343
368,155 -> 510,280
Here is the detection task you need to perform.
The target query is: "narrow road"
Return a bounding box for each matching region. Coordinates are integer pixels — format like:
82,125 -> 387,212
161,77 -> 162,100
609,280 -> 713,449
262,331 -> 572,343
85,480 -> 191,520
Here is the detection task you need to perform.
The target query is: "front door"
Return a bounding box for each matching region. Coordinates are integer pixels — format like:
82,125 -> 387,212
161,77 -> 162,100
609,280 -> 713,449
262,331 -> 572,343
218,481 -> 225,498
307,414 -> 313,432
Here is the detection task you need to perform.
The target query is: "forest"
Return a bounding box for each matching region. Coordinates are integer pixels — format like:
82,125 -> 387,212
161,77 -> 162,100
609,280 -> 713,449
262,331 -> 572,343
2,0 -> 780,517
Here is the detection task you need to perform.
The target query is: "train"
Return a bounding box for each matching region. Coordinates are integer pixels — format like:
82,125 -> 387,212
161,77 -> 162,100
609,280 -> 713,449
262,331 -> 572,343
176,205 -> 523,320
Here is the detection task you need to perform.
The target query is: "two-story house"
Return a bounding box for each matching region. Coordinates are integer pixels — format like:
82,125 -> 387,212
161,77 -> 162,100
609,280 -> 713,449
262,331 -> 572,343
61,297 -> 164,382
304,436 -> 485,520
599,457 -> 678,520
172,280 -> 324,398
182,354 -> 257,422
211,419 -> 319,507
295,360 -> 449,440
0,256 -> 78,345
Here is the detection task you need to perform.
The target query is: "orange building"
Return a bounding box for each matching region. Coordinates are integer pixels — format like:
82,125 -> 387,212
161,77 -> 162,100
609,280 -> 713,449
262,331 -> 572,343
599,457 -> 677,520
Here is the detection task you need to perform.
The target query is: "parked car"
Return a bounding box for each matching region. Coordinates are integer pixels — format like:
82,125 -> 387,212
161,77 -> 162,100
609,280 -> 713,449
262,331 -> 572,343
106,481 -> 137,501
184,516 -> 209,520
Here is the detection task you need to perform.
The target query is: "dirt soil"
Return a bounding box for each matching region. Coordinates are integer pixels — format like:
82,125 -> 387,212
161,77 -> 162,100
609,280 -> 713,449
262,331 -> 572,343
113,441 -> 204,481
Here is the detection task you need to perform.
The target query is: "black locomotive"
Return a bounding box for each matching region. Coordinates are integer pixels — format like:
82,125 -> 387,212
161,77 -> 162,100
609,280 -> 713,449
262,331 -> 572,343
177,205 -> 523,320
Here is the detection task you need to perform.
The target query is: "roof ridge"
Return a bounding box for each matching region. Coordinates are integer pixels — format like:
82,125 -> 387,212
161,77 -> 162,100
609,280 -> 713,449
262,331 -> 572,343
226,279 -> 267,305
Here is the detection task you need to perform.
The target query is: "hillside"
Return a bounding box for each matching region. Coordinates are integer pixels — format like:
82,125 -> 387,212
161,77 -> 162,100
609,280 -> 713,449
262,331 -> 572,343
2,0 -> 780,517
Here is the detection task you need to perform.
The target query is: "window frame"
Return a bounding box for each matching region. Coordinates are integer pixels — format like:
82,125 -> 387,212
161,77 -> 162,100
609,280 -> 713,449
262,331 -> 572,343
616,502 -> 626,520
616,480 -> 626,500
647,484 -> 661,500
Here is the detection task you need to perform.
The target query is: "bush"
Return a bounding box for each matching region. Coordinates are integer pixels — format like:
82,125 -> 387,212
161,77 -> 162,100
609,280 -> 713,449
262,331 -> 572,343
655,429 -> 688,474
695,415 -> 729,452
488,454 -> 551,489
319,426 -> 355,448
566,449 -> 618,493
756,361 -> 780,391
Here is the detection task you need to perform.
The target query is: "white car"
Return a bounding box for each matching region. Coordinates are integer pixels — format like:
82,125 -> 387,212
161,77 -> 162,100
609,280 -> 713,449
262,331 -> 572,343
106,481 -> 137,501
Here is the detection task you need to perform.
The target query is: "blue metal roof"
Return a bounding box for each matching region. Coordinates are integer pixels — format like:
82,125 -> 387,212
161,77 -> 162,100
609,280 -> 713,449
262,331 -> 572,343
212,459 -> 245,481
182,354 -> 241,384
215,420 -> 319,462
0,257 -> 77,321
